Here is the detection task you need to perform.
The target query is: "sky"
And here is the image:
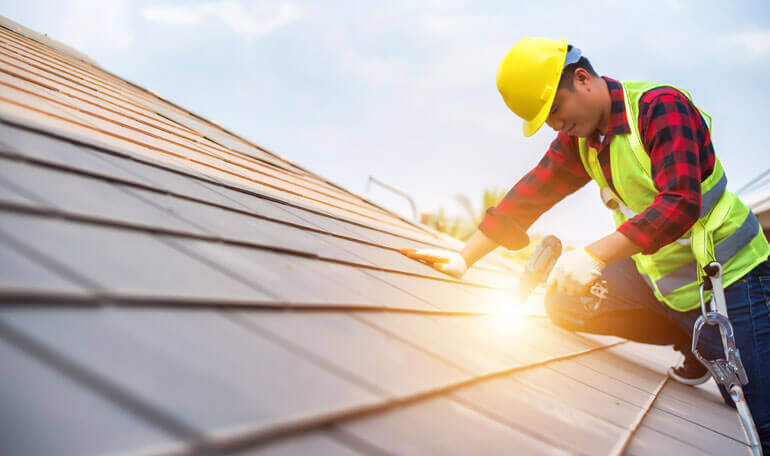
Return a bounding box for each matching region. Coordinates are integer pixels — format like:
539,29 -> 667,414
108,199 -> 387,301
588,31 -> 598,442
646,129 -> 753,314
2,0 -> 770,244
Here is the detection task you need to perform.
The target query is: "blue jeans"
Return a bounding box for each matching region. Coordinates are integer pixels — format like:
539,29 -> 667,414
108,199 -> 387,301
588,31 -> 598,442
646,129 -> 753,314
544,258 -> 770,451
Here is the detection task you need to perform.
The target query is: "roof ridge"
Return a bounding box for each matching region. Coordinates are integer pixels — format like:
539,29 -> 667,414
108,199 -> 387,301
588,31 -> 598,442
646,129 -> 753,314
0,16 -> 100,68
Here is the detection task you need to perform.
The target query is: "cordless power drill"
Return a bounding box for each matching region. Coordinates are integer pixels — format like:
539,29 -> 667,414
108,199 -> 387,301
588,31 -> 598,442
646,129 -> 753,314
513,235 -> 562,303
513,235 -> 609,308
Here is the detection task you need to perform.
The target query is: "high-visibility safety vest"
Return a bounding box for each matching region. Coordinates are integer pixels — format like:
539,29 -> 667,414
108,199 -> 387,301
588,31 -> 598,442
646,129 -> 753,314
578,81 -> 770,312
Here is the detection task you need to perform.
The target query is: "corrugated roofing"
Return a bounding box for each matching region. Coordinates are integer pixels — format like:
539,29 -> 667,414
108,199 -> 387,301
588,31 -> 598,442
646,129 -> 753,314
0,16 -> 752,455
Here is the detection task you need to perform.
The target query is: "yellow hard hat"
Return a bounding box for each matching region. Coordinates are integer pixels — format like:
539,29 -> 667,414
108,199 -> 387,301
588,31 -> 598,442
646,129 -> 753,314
497,37 -> 568,137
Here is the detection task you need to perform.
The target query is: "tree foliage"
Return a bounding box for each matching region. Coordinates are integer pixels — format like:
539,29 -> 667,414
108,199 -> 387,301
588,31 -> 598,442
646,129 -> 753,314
422,187 -> 506,242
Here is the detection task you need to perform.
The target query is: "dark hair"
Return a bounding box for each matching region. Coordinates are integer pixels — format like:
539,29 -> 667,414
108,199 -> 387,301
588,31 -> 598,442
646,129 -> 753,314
558,45 -> 598,91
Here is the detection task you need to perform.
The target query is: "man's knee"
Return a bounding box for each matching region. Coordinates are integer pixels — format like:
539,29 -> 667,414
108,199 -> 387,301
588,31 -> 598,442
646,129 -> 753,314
544,292 -> 586,332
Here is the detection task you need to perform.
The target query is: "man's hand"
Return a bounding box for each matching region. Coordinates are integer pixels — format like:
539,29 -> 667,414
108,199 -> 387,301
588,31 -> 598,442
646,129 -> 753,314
400,248 -> 467,278
546,247 -> 605,295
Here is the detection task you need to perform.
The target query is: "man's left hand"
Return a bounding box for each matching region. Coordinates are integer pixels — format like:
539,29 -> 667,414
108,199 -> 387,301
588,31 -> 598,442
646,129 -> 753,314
546,247 -> 606,295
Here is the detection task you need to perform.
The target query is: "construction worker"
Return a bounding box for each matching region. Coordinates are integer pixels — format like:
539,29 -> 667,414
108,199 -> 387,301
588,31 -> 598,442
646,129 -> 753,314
407,38 -> 770,451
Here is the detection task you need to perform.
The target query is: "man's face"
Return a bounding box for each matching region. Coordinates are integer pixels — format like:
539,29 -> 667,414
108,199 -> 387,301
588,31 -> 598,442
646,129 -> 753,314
545,76 -> 600,138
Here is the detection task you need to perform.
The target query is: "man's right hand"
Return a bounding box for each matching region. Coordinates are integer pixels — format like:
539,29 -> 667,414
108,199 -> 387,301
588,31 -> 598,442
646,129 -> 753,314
399,248 -> 467,278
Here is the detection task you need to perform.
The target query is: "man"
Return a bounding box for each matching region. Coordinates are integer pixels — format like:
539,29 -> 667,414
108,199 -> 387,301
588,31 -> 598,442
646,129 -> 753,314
407,38 -> 770,450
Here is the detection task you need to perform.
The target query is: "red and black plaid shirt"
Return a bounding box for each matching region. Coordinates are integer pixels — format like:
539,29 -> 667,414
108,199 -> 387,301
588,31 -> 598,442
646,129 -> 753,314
479,77 -> 715,255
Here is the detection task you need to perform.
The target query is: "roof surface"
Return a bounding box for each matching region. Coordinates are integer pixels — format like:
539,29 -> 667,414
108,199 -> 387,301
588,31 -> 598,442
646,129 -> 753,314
0,16 -> 753,455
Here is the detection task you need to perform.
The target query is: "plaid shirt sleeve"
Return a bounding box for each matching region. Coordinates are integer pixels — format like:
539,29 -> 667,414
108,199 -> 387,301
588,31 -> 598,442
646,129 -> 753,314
617,87 -> 715,254
478,132 -> 591,250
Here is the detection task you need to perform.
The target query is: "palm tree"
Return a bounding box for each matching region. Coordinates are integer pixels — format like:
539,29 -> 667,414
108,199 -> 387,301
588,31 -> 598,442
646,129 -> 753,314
424,187 -> 571,264
424,187 -> 507,240
455,187 -> 506,227
449,187 -> 506,240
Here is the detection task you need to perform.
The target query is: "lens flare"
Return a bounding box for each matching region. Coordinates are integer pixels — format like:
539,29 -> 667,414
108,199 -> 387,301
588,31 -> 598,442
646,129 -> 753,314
491,295 -> 527,327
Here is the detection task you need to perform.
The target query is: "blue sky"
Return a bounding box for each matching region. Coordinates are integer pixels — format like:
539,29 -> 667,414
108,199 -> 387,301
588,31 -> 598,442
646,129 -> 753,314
2,0 -> 769,243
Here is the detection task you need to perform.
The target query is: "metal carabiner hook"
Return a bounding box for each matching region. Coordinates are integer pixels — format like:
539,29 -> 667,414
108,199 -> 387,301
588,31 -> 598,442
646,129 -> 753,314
699,282 -> 711,320
693,262 -> 761,455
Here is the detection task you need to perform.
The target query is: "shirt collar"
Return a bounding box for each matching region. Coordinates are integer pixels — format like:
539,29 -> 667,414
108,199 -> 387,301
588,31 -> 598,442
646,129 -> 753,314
586,76 -> 630,149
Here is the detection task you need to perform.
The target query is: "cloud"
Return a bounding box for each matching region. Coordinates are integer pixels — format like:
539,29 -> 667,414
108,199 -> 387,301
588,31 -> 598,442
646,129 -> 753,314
420,14 -> 461,36
141,0 -> 301,40
338,49 -> 411,87
663,0 -> 685,10
141,5 -> 202,26
54,0 -> 134,51
726,27 -> 770,56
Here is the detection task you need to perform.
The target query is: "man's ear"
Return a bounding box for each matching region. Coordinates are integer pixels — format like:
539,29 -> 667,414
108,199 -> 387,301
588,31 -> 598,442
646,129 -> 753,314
573,68 -> 593,92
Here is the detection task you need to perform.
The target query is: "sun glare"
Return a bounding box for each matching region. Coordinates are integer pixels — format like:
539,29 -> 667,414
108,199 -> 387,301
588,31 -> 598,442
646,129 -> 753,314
491,295 -> 526,327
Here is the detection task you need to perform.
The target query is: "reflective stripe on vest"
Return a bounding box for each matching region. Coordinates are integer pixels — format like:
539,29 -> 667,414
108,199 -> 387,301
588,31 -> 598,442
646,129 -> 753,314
701,173 -> 727,217
656,211 -> 761,295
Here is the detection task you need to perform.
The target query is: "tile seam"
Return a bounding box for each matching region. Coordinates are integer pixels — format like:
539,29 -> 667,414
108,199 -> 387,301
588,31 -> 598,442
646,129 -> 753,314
608,375 -> 668,456
149,341 -> 626,455
0,200 -> 512,291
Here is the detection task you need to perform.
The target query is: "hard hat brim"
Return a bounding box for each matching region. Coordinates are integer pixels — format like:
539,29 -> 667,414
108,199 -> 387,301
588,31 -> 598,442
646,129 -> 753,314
522,100 -> 553,137
521,38 -> 568,137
